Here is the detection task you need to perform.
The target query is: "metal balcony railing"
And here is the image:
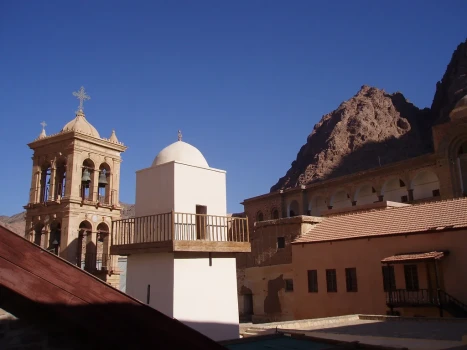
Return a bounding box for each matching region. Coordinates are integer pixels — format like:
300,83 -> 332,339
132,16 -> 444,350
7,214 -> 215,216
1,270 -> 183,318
111,211 -> 249,246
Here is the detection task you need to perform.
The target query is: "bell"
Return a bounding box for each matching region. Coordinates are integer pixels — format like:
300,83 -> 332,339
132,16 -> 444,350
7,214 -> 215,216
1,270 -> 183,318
81,168 -> 91,183
98,171 -> 108,188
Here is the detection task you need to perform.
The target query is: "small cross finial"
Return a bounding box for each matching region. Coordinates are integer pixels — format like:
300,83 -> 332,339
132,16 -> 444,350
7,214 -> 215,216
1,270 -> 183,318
40,121 -> 47,130
178,130 -> 182,141
72,86 -> 90,113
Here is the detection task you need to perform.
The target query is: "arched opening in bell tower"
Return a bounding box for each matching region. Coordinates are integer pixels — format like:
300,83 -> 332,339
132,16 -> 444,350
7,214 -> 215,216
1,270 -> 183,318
81,159 -> 95,201
458,141 -> 467,196
49,220 -> 61,255
33,223 -> 44,247
54,158 -> 67,199
98,163 -> 111,205
39,162 -> 51,202
77,220 -> 93,271
96,222 -> 110,271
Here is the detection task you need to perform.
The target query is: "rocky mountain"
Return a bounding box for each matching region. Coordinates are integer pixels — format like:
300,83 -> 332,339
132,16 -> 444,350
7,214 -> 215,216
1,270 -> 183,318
0,203 -> 135,236
0,212 -> 26,236
271,38 -> 467,192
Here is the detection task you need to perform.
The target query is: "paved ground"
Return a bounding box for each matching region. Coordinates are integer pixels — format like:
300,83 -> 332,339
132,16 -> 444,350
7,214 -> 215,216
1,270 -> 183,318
226,336 -> 338,350
243,317 -> 467,350
299,319 -> 467,341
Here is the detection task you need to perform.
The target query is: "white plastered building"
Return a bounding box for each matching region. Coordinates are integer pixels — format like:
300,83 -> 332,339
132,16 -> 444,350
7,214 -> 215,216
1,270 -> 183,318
110,135 -> 250,341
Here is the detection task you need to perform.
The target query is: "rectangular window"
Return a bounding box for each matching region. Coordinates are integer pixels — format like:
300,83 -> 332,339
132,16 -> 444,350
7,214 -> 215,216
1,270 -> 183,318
277,237 -> 285,249
382,265 -> 396,292
285,279 -> 294,292
307,270 -> 318,293
326,269 -> 337,292
404,264 -> 419,291
345,268 -> 358,292
401,195 -> 408,203
432,189 -> 440,197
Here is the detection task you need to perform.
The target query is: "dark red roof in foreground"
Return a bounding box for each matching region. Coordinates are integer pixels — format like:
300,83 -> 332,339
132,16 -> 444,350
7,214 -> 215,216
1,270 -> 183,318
0,224 -> 225,350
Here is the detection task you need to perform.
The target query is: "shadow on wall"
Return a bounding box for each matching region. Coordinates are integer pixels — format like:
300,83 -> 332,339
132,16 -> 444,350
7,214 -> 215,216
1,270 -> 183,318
271,93 -> 436,191
264,274 -> 284,315
0,285 -> 227,350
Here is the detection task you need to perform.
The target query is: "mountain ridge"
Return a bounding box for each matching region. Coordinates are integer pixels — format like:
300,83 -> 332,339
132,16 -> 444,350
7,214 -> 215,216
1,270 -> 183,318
271,38 -> 467,192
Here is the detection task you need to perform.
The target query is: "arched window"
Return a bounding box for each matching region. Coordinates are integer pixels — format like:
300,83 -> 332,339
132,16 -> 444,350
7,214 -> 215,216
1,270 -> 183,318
330,190 -> 352,209
411,170 -> 440,200
458,141 -> 467,195
81,159 -> 95,201
308,196 -> 327,216
354,184 -> 378,205
256,211 -> 264,222
288,200 -> 299,217
54,158 -> 67,199
39,162 -> 51,202
381,178 -> 407,202
77,221 -> 93,271
98,163 -> 111,205
271,208 -> 279,219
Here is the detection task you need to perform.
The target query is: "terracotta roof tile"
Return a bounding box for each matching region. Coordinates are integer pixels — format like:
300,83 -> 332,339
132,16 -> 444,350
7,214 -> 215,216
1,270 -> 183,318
293,198 -> 467,244
381,251 -> 445,263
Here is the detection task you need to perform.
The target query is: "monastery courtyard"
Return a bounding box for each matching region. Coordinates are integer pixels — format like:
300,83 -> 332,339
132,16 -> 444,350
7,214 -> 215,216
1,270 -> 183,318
237,315 -> 467,349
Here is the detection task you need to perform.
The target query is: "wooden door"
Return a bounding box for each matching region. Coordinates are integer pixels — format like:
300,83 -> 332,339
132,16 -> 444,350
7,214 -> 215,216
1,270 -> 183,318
196,205 -> 207,240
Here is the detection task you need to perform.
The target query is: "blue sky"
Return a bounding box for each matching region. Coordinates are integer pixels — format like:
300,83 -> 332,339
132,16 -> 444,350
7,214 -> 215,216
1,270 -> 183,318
1,1 -> 466,216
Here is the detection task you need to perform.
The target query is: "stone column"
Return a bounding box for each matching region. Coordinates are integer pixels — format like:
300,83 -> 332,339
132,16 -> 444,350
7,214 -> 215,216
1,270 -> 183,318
301,185 -> 308,215
49,166 -> 56,201
112,159 -> 122,205
24,217 -> 33,240
280,190 -> 286,218
60,213 -> 79,264
92,167 -> 99,203
67,153 -> 81,200
29,157 -> 40,203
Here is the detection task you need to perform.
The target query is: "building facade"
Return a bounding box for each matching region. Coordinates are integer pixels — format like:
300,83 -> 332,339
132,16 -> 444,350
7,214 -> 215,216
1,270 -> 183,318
238,95 -> 467,321
292,199 -> 467,319
24,87 -> 127,287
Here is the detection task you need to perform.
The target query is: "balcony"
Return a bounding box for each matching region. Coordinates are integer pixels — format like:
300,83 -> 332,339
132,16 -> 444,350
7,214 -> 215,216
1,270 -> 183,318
110,211 -> 251,255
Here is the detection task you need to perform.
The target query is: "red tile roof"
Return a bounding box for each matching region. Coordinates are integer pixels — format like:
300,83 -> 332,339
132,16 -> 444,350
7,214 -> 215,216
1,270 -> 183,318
381,251 -> 446,263
293,198 -> 467,244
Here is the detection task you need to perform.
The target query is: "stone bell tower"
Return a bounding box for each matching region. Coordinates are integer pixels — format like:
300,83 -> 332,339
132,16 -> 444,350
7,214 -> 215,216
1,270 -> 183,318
24,86 -> 127,287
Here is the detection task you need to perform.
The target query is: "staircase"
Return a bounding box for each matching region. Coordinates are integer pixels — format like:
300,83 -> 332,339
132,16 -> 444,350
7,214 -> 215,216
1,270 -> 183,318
439,290 -> 467,317
387,289 -> 467,318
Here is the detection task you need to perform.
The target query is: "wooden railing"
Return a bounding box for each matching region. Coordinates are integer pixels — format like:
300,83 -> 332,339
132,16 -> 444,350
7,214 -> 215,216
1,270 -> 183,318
111,211 -> 249,246
386,289 -> 467,317
386,289 -> 437,306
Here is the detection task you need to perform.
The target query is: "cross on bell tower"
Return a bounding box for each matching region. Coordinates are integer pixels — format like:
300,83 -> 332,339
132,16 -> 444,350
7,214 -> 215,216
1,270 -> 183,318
73,86 -> 90,113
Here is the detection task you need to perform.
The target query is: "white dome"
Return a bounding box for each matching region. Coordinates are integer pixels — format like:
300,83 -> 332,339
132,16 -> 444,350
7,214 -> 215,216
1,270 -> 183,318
152,140 -> 209,167
62,111 -> 100,138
